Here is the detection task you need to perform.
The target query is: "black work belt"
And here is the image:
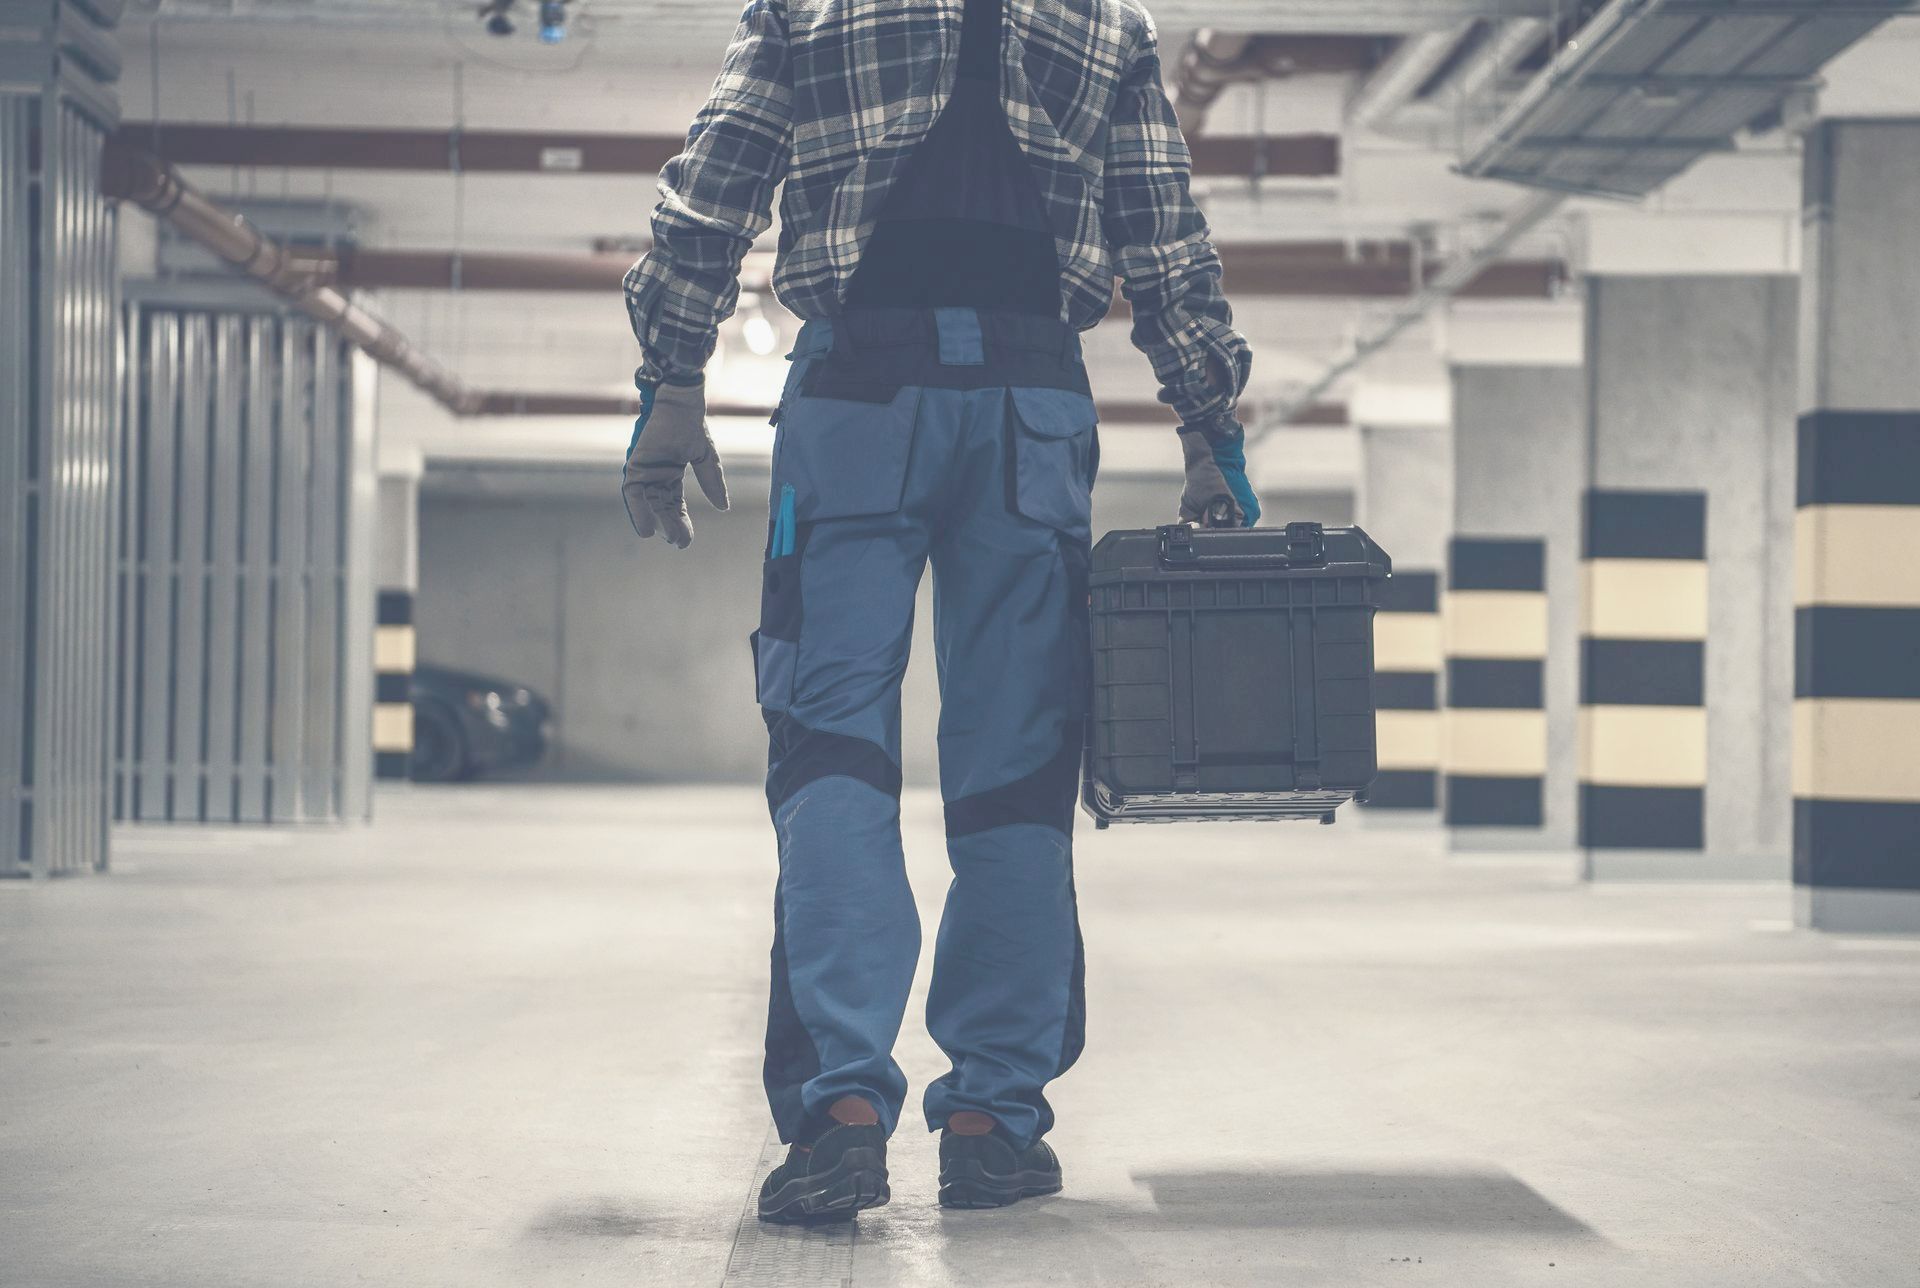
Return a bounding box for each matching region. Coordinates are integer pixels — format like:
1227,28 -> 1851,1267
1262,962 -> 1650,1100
788,307 -> 1093,402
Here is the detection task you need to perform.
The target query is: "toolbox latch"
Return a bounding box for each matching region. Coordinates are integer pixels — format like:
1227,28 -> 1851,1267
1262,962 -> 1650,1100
1159,523 -> 1197,565
1283,522 -> 1325,565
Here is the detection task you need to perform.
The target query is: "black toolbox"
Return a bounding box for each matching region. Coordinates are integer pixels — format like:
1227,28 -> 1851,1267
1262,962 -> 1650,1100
1083,522 -> 1393,827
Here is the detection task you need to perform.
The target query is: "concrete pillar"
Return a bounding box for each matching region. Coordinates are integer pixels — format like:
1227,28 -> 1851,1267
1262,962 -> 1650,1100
1578,490 -> 1709,863
0,1 -> 120,877
374,468 -> 421,782
1444,538 -> 1548,834
1357,425 -> 1450,815
1795,120 -> 1920,932
1449,366 -> 1586,851
1581,276 -> 1797,879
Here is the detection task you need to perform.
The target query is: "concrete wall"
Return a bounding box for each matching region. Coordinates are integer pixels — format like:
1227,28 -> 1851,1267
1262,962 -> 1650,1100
418,464 -> 1352,785
1452,366 -> 1587,851
1584,276 -> 1799,875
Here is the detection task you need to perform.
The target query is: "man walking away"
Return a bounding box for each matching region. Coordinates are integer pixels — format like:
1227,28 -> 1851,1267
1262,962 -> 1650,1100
621,0 -> 1257,1223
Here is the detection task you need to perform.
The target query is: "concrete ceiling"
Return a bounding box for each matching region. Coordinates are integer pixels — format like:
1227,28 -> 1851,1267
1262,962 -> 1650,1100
135,1 -> 1563,36
112,4 -> 1920,475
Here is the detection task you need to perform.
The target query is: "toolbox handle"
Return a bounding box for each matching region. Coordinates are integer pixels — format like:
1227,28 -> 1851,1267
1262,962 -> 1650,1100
1158,521 -> 1328,570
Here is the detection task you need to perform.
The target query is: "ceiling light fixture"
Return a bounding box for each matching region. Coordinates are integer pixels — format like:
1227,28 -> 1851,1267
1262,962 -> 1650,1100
740,294 -> 779,357
479,0 -> 515,37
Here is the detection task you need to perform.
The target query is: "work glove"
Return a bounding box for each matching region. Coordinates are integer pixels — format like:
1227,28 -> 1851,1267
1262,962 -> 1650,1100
622,377 -> 729,549
1180,423 -> 1262,529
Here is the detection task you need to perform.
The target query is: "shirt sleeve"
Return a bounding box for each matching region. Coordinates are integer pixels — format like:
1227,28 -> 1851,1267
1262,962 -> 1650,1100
624,0 -> 794,385
1100,16 -> 1253,437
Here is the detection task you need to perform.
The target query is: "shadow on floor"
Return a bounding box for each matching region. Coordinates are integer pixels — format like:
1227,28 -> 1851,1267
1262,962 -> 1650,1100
524,1197 -> 656,1239
1131,1168 -> 1600,1236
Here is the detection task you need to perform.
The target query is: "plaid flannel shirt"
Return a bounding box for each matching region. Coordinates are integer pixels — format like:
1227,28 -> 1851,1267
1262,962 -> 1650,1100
624,0 -> 1252,434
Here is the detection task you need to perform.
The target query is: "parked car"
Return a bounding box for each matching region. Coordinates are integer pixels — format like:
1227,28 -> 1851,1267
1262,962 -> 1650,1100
410,664 -> 553,783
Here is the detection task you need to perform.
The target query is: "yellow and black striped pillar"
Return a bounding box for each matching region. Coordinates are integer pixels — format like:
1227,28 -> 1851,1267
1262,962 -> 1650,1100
1578,491 -> 1708,859
1444,539 -> 1548,829
373,590 -> 416,781
1366,571 -> 1442,811
1795,412 -> 1920,921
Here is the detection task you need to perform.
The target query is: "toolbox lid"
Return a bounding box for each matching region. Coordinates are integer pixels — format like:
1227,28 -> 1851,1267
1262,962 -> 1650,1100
1091,522 -> 1393,581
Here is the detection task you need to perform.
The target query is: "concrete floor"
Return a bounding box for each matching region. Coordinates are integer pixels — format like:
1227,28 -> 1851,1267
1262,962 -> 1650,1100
2,787 -> 1917,1287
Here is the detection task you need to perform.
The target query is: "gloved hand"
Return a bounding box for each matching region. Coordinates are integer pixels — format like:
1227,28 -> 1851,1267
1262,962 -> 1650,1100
1180,424 -> 1262,529
622,377 -> 729,549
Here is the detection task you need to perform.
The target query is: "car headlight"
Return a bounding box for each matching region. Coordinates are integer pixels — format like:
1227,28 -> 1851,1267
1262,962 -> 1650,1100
467,690 -> 513,728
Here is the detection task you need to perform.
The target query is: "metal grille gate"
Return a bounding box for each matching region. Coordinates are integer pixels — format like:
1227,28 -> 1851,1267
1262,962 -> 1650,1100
0,0 -> 122,878
113,301 -> 376,824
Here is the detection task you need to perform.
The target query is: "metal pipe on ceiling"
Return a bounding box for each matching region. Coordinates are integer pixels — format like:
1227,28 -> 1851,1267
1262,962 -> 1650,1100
99,141 -> 483,415
1255,188 -> 1567,437
1443,18 -> 1551,106
1173,33 -> 1388,135
1173,30 -> 1256,134
1346,24 -> 1477,129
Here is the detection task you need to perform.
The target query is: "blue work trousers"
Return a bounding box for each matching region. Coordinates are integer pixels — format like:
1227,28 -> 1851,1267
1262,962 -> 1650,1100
752,307 -> 1093,1150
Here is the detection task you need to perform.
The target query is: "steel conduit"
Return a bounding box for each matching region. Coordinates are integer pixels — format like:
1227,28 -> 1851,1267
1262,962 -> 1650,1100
99,142 -> 482,415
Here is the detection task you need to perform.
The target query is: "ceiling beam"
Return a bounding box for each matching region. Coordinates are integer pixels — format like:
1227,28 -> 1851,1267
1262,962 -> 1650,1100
116,122 -> 1342,180
324,242 -> 1563,301
462,392 -> 1349,426
137,1 -> 1564,35
101,141 -> 1356,428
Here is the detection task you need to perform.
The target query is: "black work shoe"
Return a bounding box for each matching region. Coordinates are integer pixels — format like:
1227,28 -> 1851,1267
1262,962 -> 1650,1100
938,1128 -> 1063,1210
757,1123 -> 890,1225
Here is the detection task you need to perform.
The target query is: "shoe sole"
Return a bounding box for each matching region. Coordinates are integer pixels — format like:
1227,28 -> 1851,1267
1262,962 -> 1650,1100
758,1147 -> 891,1225
937,1159 -> 1063,1210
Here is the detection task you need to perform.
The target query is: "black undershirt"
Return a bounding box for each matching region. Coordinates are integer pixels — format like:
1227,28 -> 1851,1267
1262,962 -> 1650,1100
842,0 -> 1063,317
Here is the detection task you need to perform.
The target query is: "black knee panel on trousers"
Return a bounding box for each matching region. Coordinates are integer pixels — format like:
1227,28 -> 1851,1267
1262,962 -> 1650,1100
943,725 -> 1082,838
765,713 -> 904,814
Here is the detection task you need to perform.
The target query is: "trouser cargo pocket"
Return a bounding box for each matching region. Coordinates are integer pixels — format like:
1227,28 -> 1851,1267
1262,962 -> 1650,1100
756,380 -> 925,715
1006,387 -> 1098,542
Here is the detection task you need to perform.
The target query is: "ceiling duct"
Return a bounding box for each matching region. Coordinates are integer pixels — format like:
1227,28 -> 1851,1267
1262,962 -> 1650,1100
1174,31 -> 1389,134
1439,17 -> 1552,104
1459,0 -> 1918,199
1347,24 -> 1478,128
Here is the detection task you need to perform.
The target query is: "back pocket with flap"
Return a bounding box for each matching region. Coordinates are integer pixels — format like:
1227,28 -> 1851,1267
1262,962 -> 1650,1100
1008,387 -> 1098,541
772,384 -> 924,523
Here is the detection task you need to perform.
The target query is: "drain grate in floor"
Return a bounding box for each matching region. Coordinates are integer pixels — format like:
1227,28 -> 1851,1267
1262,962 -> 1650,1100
720,1125 -> 856,1288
